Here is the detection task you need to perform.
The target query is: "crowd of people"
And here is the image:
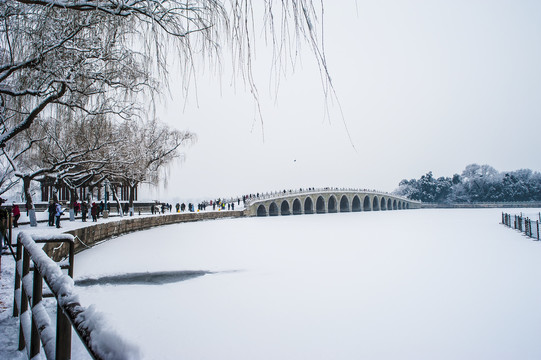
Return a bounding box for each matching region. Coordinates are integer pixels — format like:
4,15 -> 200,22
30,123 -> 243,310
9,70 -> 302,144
0,191 -> 282,230
47,200 -> 105,228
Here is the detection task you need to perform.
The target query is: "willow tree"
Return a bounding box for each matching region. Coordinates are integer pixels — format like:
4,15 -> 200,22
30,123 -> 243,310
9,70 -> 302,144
0,0 -> 331,148
111,118 -> 195,213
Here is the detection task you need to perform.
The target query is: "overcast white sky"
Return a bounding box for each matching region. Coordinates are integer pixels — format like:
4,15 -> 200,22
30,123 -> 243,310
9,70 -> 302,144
145,0 -> 541,202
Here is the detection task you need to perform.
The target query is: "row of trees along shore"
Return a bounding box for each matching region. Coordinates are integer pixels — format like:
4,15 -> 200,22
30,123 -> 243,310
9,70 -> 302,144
0,1 -> 330,225
394,164 -> 541,203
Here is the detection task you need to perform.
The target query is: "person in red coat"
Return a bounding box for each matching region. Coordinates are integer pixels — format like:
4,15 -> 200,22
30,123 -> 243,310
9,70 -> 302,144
12,204 -> 20,228
91,202 -> 98,222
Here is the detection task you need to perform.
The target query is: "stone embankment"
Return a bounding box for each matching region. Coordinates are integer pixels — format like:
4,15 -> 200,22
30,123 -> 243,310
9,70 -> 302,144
44,210 -> 245,261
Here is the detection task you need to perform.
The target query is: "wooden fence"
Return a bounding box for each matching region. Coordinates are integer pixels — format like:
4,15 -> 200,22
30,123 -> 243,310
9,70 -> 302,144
501,212 -> 540,241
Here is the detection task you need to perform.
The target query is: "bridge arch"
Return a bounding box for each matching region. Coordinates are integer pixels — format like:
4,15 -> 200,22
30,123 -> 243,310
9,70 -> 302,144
372,196 -> 380,211
406,203 -> 410,209
269,202 -> 279,216
292,198 -> 302,215
380,197 -> 387,210
339,195 -> 350,212
398,201 -> 402,210
387,198 -> 392,210
393,199 -> 397,210
363,196 -> 371,211
304,197 -> 314,214
256,205 -> 267,217
352,196 -> 361,212
280,200 -> 290,215
316,196 -> 325,214
328,195 -> 338,213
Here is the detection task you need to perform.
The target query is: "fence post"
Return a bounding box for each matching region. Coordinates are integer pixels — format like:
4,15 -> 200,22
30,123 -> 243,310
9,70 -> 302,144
56,305 -> 72,360
537,220 -> 540,241
19,248 -> 30,351
13,240 -> 22,317
56,240 -> 75,360
31,269 -> 43,358
8,211 -> 12,247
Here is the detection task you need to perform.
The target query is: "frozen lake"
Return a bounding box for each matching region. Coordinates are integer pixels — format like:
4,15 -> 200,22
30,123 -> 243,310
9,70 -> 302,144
74,208 -> 541,359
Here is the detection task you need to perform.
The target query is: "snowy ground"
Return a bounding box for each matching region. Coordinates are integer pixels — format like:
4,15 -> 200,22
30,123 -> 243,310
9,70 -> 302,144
2,208 -> 541,359
0,207 -> 234,360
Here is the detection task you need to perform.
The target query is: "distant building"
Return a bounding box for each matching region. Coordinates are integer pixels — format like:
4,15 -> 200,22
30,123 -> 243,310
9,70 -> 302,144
39,177 -> 136,203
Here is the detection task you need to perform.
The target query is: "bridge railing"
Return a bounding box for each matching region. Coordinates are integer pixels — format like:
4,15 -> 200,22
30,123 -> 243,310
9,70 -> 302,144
244,187 -> 419,206
13,232 -> 139,360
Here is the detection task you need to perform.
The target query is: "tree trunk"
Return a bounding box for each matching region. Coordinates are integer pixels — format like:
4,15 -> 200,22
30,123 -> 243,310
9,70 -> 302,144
112,186 -> 123,217
23,176 -> 37,227
128,184 -> 137,216
69,188 -> 77,221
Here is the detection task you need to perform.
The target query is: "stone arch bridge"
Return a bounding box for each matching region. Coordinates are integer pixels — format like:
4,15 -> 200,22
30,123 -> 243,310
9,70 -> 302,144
245,188 -> 421,217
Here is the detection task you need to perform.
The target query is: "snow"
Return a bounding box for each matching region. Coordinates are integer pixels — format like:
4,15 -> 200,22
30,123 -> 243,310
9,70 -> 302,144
3,208 -> 541,359
1,230 -> 141,360
70,208 -> 541,360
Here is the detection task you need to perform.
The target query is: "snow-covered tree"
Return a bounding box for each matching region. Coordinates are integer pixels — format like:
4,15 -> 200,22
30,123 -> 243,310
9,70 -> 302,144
111,118 -> 195,210
394,164 -> 541,204
0,0 -> 330,148
0,156 -> 18,196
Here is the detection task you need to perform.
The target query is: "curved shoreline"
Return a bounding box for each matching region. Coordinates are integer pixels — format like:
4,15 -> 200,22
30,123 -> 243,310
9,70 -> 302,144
44,210 -> 246,261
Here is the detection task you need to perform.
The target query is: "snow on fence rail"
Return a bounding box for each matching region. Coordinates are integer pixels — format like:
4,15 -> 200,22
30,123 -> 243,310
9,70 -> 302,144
13,232 -> 140,360
501,212 -> 541,241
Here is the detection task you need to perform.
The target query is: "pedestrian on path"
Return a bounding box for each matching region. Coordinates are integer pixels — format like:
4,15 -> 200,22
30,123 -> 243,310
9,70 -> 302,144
12,204 -> 20,228
81,201 -> 88,222
48,200 -> 55,226
55,202 -> 63,228
91,202 -> 98,222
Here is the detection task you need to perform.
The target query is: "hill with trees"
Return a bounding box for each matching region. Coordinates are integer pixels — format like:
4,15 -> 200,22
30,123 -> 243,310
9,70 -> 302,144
394,164 -> 541,203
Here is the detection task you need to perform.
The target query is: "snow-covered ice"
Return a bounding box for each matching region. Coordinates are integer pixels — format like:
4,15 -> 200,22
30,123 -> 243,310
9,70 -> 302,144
2,208 -> 541,359
67,208 -> 541,360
